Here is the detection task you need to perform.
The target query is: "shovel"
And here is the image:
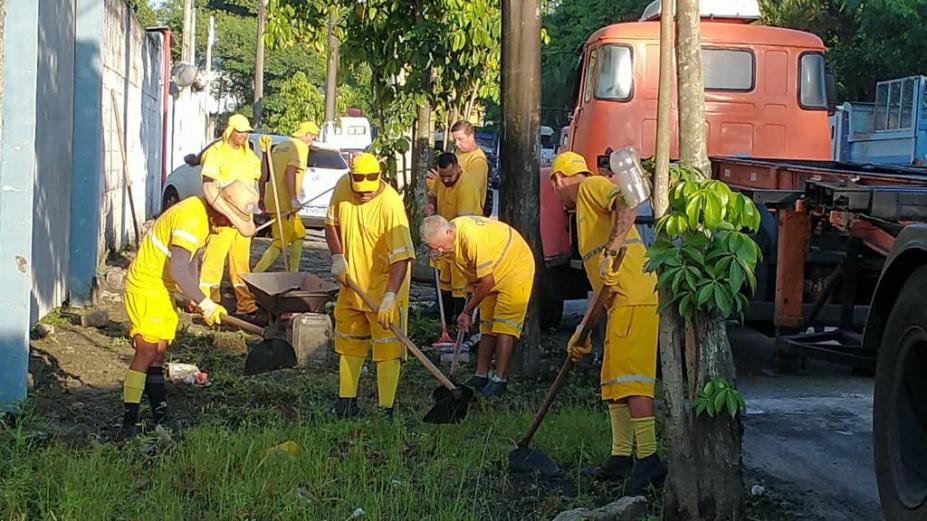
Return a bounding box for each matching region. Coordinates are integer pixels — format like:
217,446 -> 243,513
345,278 -> 474,423
220,315 -> 298,375
432,268 -> 456,350
508,247 -> 627,476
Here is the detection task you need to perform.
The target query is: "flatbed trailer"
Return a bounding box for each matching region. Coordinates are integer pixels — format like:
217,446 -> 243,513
712,156 -> 927,369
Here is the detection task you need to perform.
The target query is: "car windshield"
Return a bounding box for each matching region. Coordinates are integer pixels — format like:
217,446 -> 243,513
309,149 -> 349,170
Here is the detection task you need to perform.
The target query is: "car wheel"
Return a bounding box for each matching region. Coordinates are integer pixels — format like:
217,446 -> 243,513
874,265 -> 927,520
162,186 -> 180,213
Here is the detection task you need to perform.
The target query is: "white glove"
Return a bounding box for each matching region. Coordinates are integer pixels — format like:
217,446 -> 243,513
197,297 -> 227,326
290,197 -> 301,209
331,254 -> 347,282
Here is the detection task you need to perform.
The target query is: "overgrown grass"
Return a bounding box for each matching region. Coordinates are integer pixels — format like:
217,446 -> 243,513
6,324 -> 630,520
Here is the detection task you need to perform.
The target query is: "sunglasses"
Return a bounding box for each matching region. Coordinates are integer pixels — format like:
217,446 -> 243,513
352,173 -> 379,182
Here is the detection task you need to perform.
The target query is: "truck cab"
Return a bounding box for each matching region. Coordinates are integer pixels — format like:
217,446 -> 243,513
538,0 -> 832,326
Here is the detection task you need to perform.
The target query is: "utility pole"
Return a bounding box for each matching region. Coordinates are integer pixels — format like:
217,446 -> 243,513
500,0 -> 542,376
206,15 -> 216,138
181,0 -> 195,64
323,7 -> 340,140
254,0 -> 268,128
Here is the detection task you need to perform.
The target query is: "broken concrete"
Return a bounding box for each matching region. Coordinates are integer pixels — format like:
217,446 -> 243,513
80,308 -> 109,328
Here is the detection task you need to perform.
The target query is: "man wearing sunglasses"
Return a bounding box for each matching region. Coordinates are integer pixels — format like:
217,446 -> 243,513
325,153 -> 415,419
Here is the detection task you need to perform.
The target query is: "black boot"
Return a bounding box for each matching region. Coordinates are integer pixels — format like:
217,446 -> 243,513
480,379 -> 507,398
586,455 -> 634,482
623,454 -> 668,496
118,403 -> 142,440
382,407 -> 395,422
464,375 -> 489,391
146,367 -> 169,426
332,397 -> 361,418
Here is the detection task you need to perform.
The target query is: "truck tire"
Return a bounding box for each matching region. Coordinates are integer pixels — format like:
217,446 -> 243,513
874,265 -> 927,520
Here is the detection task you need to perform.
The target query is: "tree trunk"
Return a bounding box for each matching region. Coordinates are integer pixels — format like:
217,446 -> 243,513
411,99 -> 433,281
675,0 -> 710,174
501,0 -> 542,377
653,0 -> 674,217
445,106 -> 458,152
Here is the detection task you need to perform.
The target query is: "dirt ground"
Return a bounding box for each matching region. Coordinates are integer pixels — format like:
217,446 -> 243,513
23,234 -> 875,520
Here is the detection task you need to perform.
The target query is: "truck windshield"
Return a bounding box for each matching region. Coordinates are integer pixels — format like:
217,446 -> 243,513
595,45 -> 632,101
799,53 -> 827,109
309,149 -> 349,170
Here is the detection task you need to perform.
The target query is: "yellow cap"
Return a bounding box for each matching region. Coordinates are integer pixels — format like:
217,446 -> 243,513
551,151 -> 592,177
351,152 -> 381,192
227,114 -> 254,133
293,121 -> 320,137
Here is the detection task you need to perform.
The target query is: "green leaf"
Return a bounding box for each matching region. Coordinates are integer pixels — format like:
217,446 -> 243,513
679,295 -> 694,318
715,287 -> 733,318
672,269 -> 686,294
737,394 -> 747,410
742,261 -> 757,291
703,193 -> 723,230
704,380 -> 716,395
726,391 -> 739,418
683,246 -> 705,266
657,268 -> 678,289
697,283 -> 715,306
684,267 -> 700,292
713,389 -> 727,414
729,261 -> 744,292
685,194 -> 702,231
694,398 -> 708,417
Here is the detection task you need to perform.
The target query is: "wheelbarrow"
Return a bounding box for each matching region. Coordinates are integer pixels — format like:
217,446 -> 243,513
236,272 -> 339,374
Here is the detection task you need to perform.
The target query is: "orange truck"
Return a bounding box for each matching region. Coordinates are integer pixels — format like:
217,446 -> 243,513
538,0 -> 833,328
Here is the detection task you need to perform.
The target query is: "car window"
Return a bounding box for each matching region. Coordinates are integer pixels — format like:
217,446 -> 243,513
309,149 -> 349,170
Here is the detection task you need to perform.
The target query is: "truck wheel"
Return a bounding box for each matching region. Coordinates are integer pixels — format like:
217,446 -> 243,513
874,265 -> 927,520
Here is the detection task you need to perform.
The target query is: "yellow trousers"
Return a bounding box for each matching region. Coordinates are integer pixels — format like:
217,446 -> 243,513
600,305 -> 659,401
200,226 -> 256,313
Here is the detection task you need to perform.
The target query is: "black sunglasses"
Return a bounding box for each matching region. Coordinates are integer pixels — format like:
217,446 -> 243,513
352,173 -> 379,182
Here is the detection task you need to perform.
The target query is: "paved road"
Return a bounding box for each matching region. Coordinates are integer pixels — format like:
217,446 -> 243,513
732,326 -> 882,520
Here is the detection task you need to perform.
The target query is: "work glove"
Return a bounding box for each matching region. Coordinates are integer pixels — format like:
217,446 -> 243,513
599,250 -> 621,288
566,325 -> 592,361
456,310 -> 473,333
331,254 -> 347,283
290,197 -> 301,210
258,135 -> 273,152
198,298 -> 228,327
377,291 -> 398,328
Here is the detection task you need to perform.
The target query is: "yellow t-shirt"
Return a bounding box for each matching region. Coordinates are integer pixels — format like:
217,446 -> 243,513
326,175 -> 416,310
200,139 -> 261,186
125,196 -> 211,296
576,176 -> 657,306
433,173 -> 483,221
457,148 -> 489,211
264,138 -> 309,213
450,216 -> 533,287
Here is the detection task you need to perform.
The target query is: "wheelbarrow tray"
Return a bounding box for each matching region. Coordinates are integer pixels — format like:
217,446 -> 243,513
240,272 -> 338,315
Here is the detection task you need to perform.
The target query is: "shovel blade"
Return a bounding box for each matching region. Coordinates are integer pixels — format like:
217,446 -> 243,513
508,446 -> 562,477
424,385 -> 474,424
244,339 -> 297,375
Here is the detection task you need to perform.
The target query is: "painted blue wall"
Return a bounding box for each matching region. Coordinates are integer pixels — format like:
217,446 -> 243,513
0,0 -> 40,411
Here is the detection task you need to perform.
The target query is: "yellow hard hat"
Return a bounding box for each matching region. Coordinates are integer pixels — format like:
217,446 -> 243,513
551,151 -> 592,177
227,114 -> 254,133
293,121 -> 320,137
351,152 -> 381,192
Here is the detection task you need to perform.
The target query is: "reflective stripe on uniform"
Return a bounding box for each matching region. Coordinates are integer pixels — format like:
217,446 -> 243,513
372,336 -> 399,344
493,317 -> 524,332
150,235 -> 172,258
581,238 -> 644,262
600,374 -> 657,386
335,331 -> 372,341
172,229 -> 198,244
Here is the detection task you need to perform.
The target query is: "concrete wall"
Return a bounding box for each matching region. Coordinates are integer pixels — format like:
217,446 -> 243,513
101,0 -> 164,252
31,0 -> 76,321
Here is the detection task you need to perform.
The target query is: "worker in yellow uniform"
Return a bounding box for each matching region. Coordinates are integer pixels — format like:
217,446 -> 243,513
199,114 -> 262,318
450,120 -> 491,217
549,151 -> 665,495
254,121 -> 319,272
420,215 -> 535,397
325,152 -> 415,419
120,181 -> 258,438
424,152 -> 485,329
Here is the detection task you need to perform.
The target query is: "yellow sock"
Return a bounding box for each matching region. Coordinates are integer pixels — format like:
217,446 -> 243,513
253,246 -> 281,273
376,359 -> 401,408
608,403 -> 634,457
123,369 -> 147,404
632,416 -> 657,458
287,242 -> 303,272
338,355 -> 364,398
